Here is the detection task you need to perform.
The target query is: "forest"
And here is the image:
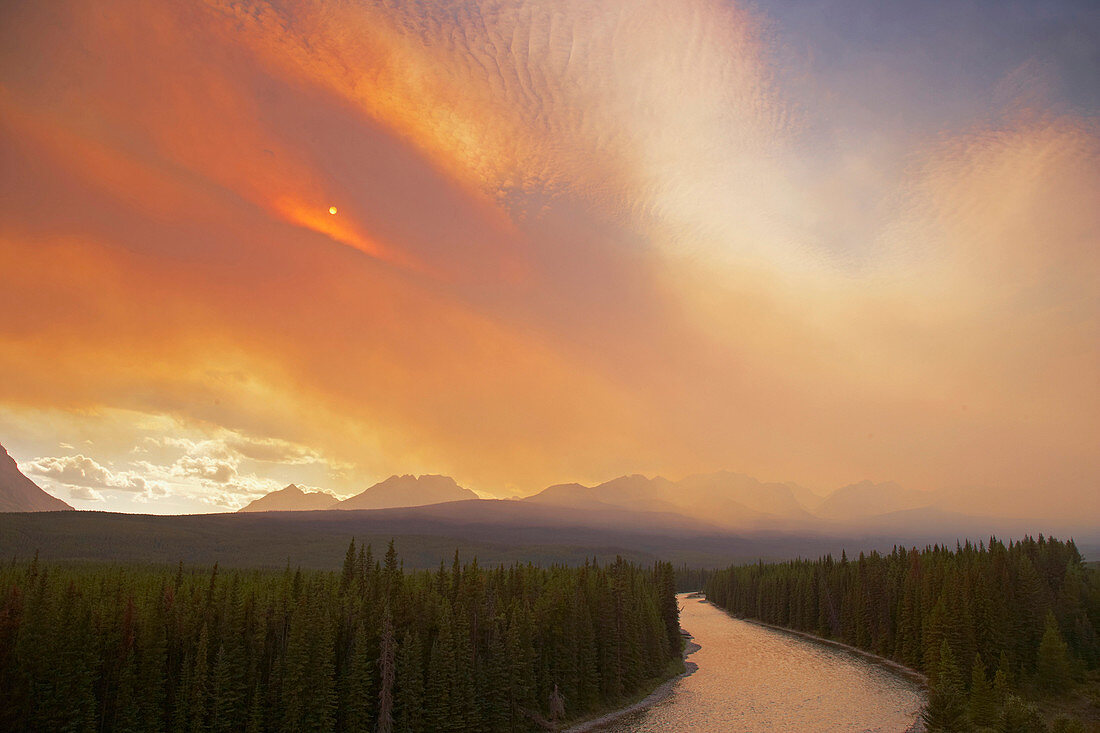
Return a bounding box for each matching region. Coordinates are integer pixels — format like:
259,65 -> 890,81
704,535 -> 1100,731
0,542 -> 682,732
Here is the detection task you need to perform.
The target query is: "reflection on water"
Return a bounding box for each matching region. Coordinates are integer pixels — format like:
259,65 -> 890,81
599,594 -> 925,732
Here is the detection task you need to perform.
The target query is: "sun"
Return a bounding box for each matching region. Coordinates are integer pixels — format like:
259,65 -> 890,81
328,206 -> 337,215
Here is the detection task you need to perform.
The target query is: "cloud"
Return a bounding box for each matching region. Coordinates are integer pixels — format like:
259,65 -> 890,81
68,486 -> 104,502
172,454 -> 237,484
223,435 -> 324,465
21,454 -> 167,499
0,0 -> 1096,521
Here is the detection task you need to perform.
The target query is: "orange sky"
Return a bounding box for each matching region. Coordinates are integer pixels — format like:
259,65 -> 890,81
1,0 -> 1097,519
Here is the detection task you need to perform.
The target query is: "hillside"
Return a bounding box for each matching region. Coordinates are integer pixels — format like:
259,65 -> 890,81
0,500 -> 863,570
0,443 -> 73,512
3,497 -> 1083,573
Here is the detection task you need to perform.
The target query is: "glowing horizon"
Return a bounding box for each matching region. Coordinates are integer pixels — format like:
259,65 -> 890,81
1,0 -> 1097,521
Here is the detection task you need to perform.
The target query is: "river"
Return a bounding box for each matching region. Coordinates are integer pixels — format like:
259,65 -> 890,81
596,593 -> 925,732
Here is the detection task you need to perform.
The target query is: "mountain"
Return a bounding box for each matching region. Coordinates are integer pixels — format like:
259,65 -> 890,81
238,484 -> 338,512
814,480 -> 933,520
336,474 -> 478,511
677,471 -> 816,524
787,482 -> 827,513
0,443 -> 74,512
526,471 -> 816,530
528,475 -> 681,514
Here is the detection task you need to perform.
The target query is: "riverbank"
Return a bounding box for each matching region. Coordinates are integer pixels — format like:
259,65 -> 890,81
735,615 -> 928,689
562,632 -> 701,732
703,597 -> 927,732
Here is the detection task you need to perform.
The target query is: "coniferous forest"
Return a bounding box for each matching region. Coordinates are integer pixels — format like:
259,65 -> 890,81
704,536 -> 1100,731
0,542 -> 682,732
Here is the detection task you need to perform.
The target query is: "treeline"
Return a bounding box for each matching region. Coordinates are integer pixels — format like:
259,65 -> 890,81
672,565 -> 711,593
705,536 -> 1100,732
0,542 -> 682,732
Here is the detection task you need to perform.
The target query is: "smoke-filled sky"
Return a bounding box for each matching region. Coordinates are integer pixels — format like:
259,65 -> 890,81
1,0 -> 1097,518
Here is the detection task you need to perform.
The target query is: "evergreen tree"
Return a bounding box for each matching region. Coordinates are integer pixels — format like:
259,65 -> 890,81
424,618 -> 455,731
968,654 -> 997,729
1036,611 -> 1073,693
394,630 -> 423,733
377,607 -> 396,733
0,547 -> 682,733
921,641 -> 968,732
346,620 -> 375,732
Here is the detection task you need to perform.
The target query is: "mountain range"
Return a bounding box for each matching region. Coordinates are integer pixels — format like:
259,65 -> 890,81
521,471 -> 945,532
238,474 -> 477,513
3,443 -> 1096,567
2,442 -> 1087,543
231,467 -> 991,536
0,443 -> 73,512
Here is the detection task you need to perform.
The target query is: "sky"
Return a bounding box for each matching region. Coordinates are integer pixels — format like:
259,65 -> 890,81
0,0 -> 1097,519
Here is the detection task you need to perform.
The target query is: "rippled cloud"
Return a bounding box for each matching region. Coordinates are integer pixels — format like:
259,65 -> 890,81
0,0 -> 1096,519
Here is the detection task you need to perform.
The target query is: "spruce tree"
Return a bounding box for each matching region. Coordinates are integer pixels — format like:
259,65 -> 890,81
346,620 -> 375,732
377,607 -> 396,733
1036,611 -> 1073,693
424,621 -> 455,732
968,654 -> 997,729
394,630 -> 423,733
922,640 -> 968,733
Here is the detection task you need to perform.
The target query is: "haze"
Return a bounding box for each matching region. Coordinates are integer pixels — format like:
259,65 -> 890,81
0,0 -> 1097,523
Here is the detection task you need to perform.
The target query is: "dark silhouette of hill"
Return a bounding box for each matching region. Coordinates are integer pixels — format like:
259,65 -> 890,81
336,474 -> 477,510
0,499 -> 834,570
5,497 -> 1092,571
238,484 -> 338,512
0,443 -> 73,512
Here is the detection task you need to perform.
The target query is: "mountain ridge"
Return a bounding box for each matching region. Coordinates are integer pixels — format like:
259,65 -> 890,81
238,484 -> 339,512
336,473 -> 478,511
0,443 -> 74,512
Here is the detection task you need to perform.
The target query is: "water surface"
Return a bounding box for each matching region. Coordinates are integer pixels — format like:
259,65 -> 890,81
599,594 -> 924,732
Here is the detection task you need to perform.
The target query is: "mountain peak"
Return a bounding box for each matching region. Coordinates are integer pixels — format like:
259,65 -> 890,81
336,474 -> 477,511
238,483 -> 339,512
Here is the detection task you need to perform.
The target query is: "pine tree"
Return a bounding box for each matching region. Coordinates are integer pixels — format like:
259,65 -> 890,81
188,625 -> 210,733
504,605 -> 535,731
968,654 -> 997,729
922,640 -> 968,732
1036,611 -> 1073,693
346,620 -> 375,732
394,630 -> 423,733
424,621 -> 455,732
0,549 -> 684,732
281,600 -> 310,733
342,539 -> 358,594
377,607 -> 396,733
